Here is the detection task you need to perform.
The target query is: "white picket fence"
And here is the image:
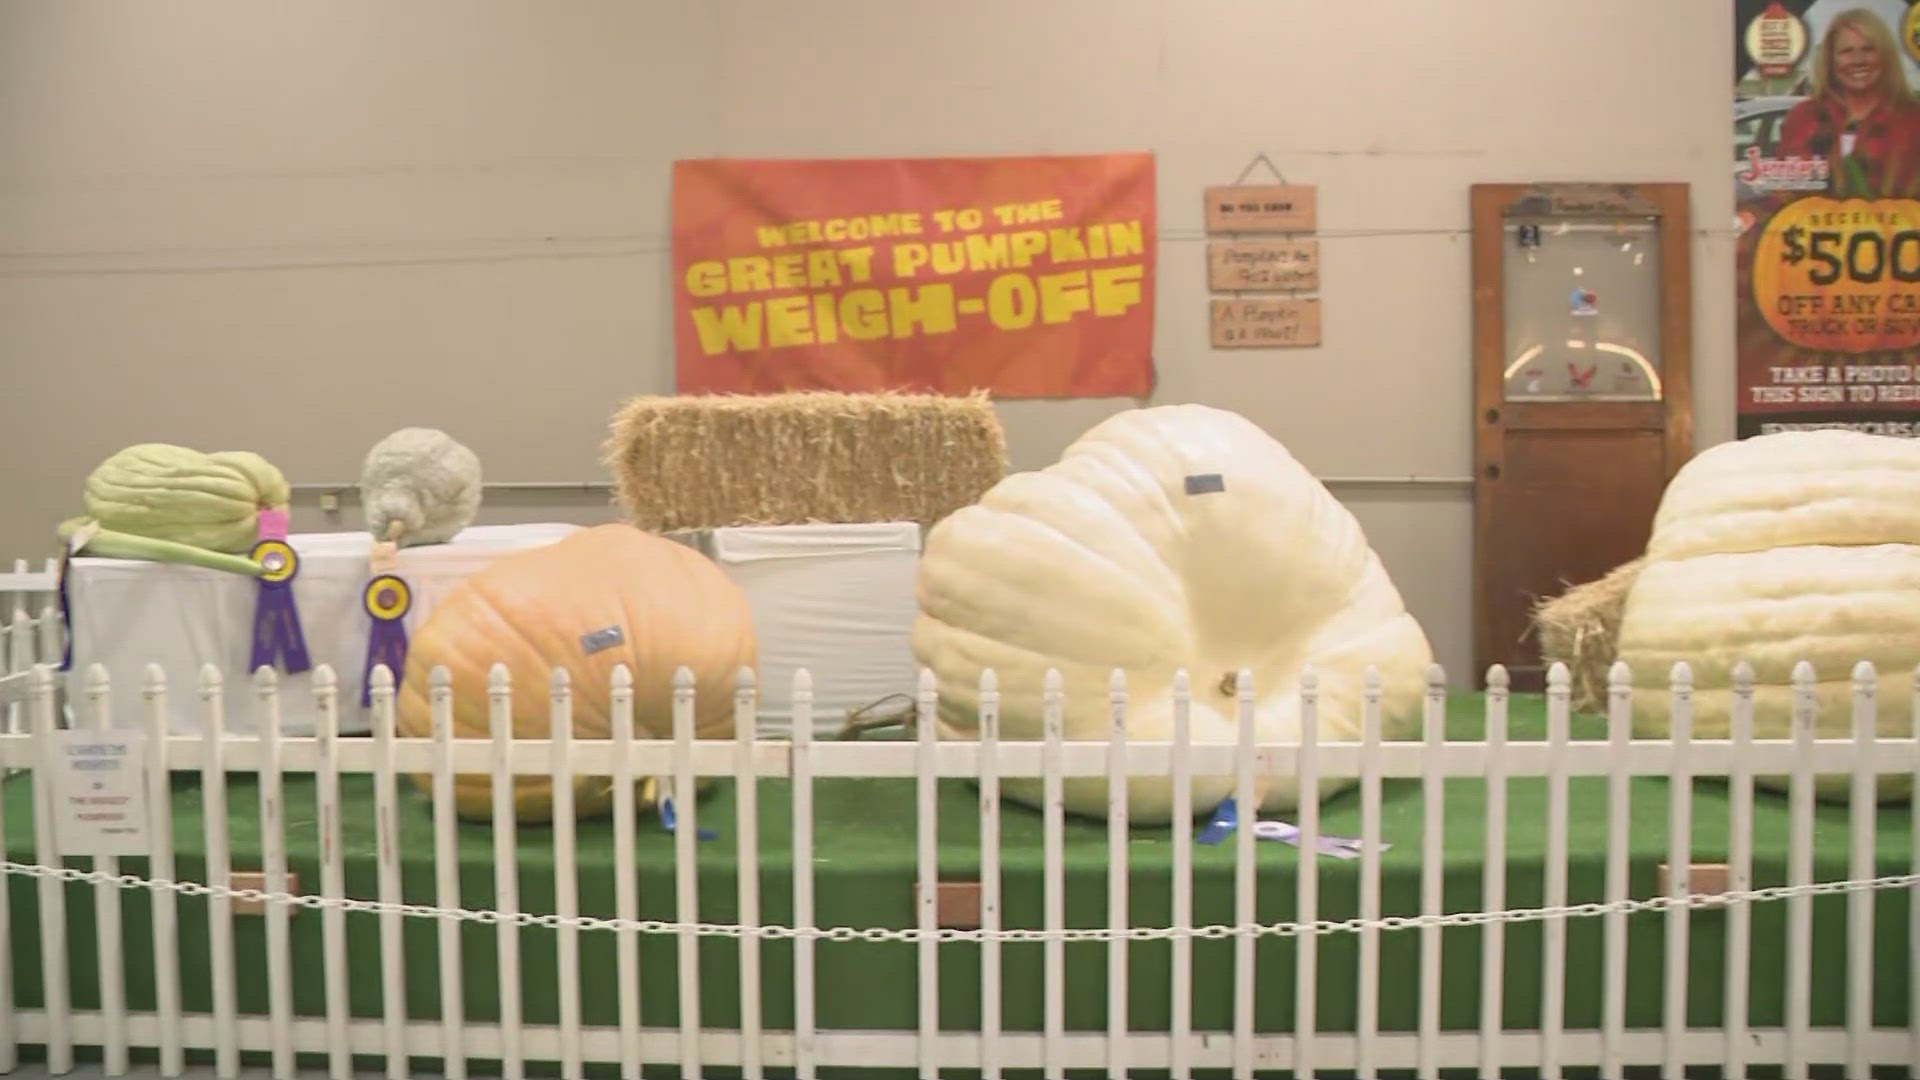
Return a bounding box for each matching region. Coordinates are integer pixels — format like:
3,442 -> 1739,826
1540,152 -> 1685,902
0,646 -> 1914,1078
0,559 -> 64,742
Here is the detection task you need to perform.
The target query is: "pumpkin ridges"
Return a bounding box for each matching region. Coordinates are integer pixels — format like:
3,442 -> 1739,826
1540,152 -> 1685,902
393,523 -> 757,823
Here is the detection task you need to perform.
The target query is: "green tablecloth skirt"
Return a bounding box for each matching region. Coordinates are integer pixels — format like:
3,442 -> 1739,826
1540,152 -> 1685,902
0,692 -> 1913,1076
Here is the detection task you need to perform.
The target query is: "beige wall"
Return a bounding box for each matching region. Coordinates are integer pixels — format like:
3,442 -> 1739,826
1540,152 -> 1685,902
0,0 -> 1736,680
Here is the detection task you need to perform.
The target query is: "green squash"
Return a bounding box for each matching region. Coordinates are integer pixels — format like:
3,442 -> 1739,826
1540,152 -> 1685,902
78,443 -> 291,554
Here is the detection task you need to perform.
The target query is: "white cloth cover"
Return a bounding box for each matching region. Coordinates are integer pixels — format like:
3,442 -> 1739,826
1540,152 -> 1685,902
64,523 -> 582,734
679,522 -> 922,737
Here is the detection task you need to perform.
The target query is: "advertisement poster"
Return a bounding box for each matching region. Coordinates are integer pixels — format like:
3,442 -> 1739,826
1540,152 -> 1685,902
670,153 -> 1156,398
1736,1 -> 1920,436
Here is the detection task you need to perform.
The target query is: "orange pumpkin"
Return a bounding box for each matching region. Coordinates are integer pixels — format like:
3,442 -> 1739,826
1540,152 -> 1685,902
394,523 -> 757,822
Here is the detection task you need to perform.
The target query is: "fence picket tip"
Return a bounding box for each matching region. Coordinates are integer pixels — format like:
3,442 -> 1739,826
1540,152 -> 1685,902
1852,659 -> 1877,686
370,663 -> 394,689
1363,663 -> 1382,690
1237,667 -> 1256,694
550,666 -> 571,690
1171,668 -> 1189,693
1109,668 -> 1127,694
790,666 -> 812,694
1485,664 -> 1510,691
198,662 -> 223,690
979,667 -> 999,694
672,665 -> 695,690
1731,661 -> 1755,692
1546,661 -> 1570,689
916,666 -> 937,694
252,665 -> 278,691
1792,659 -> 1817,687
1299,664 -> 1319,691
736,665 -> 757,690
1607,659 -> 1632,687
85,662 -> 110,689
1668,661 -> 1693,690
1426,662 -> 1446,690
430,665 -> 452,690
1043,668 -> 1063,694
610,663 -> 633,689
312,663 -> 337,689
142,663 -> 166,691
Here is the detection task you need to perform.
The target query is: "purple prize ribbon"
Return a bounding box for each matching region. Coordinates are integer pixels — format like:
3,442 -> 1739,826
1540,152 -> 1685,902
360,573 -> 411,707
248,540 -> 312,675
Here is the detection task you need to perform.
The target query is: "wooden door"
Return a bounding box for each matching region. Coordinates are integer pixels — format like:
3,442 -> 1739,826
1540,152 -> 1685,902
1471,183 -> 1694,690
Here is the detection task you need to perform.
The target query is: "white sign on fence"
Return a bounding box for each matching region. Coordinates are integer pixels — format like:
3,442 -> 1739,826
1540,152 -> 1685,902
49,729 -> 150,856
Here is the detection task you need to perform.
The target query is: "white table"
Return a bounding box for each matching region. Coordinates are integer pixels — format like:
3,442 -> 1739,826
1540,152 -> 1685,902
64,523 -> 581,734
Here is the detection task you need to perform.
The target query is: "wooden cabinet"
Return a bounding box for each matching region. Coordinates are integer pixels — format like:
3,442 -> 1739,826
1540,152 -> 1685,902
1470,183 -> 1694,690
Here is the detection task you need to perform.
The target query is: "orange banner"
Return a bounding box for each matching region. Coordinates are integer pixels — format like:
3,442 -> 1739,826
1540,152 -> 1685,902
670,153 -> 1156,397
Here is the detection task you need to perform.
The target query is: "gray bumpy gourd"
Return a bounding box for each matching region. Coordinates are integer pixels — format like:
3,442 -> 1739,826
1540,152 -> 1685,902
358,427 -> 483,546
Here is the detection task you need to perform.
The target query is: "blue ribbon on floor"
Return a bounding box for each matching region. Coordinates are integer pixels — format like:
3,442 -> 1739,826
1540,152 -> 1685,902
659,794 -> 719,841
1196,796 -> 1238,845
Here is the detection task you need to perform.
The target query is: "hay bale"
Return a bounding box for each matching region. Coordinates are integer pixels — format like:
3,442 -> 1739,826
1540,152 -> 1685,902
1532,557 -> 1646,713
603,390 -> 1009,533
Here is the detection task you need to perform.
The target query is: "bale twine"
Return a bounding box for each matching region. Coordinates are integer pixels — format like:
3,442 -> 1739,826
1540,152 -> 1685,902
602,390 -> 1009,533
1531,556 -> 1646,713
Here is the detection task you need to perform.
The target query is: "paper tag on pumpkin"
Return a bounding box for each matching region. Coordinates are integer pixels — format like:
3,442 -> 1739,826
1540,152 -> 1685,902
1184,473 -> 1226,495
580,626 -> 625,655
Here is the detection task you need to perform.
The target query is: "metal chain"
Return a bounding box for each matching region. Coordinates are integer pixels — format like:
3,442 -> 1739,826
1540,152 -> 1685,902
3,859 -> 1913,944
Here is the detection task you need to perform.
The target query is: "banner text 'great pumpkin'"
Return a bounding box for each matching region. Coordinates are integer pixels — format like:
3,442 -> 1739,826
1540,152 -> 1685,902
670,154 -> 1157,398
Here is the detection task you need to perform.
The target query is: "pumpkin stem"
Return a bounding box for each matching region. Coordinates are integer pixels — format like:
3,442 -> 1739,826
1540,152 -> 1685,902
837,693 -> 916,740
1218,672 -> 1238,697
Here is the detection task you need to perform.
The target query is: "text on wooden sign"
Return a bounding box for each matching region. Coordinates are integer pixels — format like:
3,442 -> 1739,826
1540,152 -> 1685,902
1203,183 -> 1318,234
1211,298 -> 1322,348
1208,240 -> 1320,292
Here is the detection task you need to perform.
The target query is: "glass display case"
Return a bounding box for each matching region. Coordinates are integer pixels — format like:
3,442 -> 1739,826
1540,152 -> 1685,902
1500,214 -> 1665,403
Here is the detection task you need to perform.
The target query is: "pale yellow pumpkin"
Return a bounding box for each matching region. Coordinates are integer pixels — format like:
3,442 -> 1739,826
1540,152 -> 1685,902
395,523 -> 758,822
1615,429 -> 1920,804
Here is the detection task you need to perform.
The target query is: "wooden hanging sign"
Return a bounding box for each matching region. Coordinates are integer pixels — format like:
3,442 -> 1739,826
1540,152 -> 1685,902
1210,298 -> 1322,348
1203,183 -> 1317,233
1207,240 -> 1320,291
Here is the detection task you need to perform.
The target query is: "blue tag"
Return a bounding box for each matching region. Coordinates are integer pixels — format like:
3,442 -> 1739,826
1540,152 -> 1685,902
1196,797 -> 1238,845
659,794 -> 718,841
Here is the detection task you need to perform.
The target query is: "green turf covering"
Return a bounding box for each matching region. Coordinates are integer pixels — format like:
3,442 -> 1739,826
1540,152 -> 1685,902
0,692 -> 1913,1078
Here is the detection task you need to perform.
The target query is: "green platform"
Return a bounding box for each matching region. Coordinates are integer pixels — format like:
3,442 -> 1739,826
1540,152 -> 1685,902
0,692 -> 1914,1078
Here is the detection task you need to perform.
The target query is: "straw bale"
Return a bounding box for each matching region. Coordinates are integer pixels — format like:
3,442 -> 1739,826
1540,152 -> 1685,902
1531,556 -> 1646,713
602,390 -> 1009,533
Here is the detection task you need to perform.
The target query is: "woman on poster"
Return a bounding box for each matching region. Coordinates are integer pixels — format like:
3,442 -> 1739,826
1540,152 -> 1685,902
1775,6 -> 1920,199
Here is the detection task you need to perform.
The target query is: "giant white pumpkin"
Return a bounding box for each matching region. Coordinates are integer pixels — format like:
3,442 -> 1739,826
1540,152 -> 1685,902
911,404 -> 1435,823
1614,429 -> 1920,803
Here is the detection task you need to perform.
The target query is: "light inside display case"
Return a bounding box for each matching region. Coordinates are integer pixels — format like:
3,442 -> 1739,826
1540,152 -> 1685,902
1500,213 -> 1664,403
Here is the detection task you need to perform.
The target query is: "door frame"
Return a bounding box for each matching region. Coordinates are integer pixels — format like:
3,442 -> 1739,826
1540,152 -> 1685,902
1469,181 -> 1695,687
